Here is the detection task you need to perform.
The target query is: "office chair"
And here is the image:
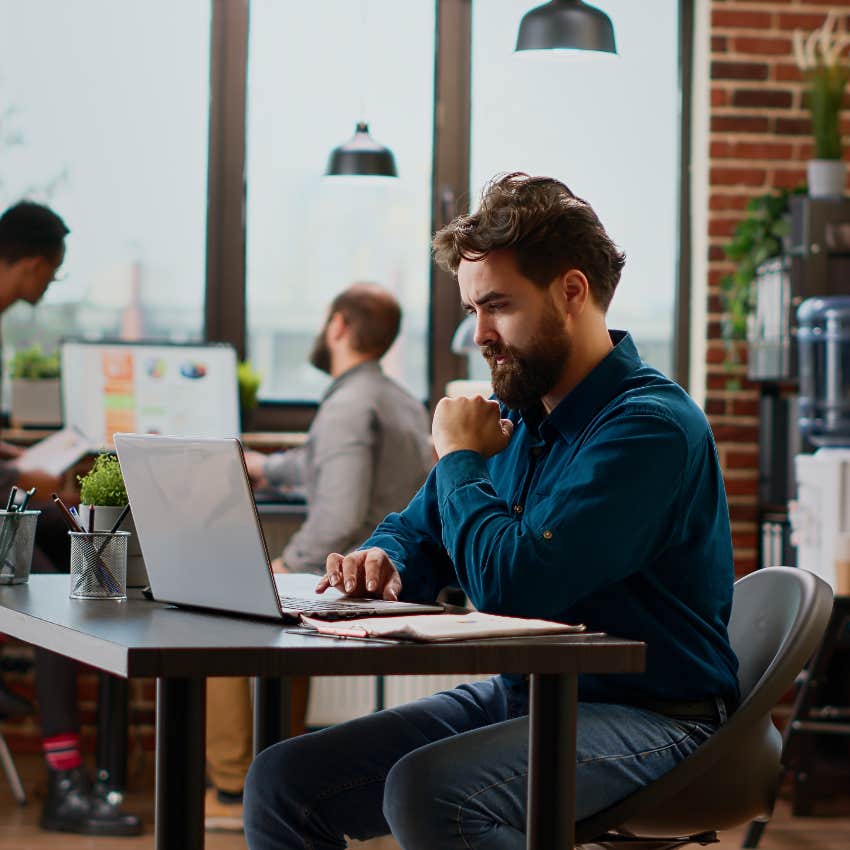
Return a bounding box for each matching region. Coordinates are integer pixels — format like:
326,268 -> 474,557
574,566 -> 833,850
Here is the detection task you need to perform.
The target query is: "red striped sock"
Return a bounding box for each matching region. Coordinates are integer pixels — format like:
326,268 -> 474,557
43,733 -> 82,772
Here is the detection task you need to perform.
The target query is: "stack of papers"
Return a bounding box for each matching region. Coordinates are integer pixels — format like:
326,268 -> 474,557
299,611 -> 585,642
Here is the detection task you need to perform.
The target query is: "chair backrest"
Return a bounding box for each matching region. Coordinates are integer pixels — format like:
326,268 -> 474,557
576,566 -> 833,841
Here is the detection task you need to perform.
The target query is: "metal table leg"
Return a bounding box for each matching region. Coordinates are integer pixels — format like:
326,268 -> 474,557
253,676 -> 292,755
155,678 -> 206,850
527,673 -> 578,850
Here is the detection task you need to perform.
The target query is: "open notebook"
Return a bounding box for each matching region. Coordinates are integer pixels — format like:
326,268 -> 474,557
299,611 -> 586,642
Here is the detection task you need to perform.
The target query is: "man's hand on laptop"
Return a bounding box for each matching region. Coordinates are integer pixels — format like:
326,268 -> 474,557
316,547 -> 402,600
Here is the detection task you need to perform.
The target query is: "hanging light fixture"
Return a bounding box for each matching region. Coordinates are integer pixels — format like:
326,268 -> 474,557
326,121 -> 398,178
515,0 -> 617,55
325,0 -> 398,179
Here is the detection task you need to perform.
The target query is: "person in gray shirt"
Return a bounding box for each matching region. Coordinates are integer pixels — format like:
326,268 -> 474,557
245,282 -> 433,574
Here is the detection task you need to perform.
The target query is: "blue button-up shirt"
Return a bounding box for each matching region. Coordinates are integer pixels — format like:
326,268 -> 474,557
362,332 -> 740,705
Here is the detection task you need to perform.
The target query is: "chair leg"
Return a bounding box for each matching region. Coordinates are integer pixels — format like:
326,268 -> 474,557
741,817 -> 768,849
0,732 -> 26,805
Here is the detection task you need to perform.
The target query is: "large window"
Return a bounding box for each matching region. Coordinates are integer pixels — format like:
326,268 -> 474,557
0,0 -> 210,359
470,0 -> 681,377
245,0 -> 436,403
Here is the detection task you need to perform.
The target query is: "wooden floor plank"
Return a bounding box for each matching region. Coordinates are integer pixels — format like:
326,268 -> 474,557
0,754 -> 846,849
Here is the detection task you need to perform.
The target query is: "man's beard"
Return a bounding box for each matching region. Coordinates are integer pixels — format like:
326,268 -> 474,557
309,325 -> 332,374
482,302 -> 570,410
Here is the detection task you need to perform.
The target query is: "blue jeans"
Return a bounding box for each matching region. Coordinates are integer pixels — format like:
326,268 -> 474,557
244,677 -> 718,850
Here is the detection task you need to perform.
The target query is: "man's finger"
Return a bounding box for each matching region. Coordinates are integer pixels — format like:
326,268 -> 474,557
363,548 -> 387,594
324,553 -> 344,589
341,551 -> 365,595
383,573 -> 402,601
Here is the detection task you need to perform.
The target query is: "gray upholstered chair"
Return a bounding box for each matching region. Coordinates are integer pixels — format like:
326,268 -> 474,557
575,566 -> 833,850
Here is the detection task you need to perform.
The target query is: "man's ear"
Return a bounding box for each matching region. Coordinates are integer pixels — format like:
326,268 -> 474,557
326,311 -> 347,342
555,269 -> 590,315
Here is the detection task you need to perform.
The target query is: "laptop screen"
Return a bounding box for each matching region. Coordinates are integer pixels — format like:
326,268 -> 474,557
61,340 -> 240,448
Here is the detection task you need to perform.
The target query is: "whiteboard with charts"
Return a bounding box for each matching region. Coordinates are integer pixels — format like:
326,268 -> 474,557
61,341 -> 240,448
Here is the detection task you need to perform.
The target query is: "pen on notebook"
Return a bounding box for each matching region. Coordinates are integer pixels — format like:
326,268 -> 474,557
4,487 -> 17,512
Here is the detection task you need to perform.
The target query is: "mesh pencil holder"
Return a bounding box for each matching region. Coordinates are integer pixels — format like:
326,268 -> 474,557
69,530 -> 129,600
0,510 -> 40,585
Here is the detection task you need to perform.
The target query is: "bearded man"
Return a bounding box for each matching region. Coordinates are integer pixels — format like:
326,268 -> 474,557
243,173 -> 740,850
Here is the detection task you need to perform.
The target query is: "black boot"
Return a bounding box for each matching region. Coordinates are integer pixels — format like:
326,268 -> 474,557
40,767 -> 143,836
89,778 -> 143,836
39,767 -> 91,833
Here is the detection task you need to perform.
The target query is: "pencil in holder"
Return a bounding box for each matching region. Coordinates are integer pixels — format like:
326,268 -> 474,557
69,530 -> 129,600
0,510 -> 40,585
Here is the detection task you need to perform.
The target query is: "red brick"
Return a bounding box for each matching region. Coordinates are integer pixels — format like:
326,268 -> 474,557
710,139 -> 732,158
711,423 -> 759,443
710,166 -> 767,187
732,398 -> 760,417
712,10 -> 772,28
726,449 -> 759,469
709,194 -> 751,212
733,36 -> 792,56
712,35 -> 728,53
711,88 -> 730,107
771,168 -> 807,189
737,141 -> 793,159
707,294 -> 724,314
774,116 -> 812,135
709,218 -> 739,238
705,398 -> 726,416
712,61 -> 769,81
774,62 -> 804,83
731,89 -> 793,109
707,374 -> 731,391
711,115 -> 770,133
777,12 -> 835,30
729,504 -> 759,524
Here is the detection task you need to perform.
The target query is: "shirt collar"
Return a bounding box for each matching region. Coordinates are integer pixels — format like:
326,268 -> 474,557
523,331 -> 641,445
322,360 -> 382,402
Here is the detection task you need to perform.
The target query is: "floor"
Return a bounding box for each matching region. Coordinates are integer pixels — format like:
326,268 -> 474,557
0,754 -> 847,849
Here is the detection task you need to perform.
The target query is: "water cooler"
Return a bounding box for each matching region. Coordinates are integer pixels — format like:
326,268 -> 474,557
791,296 -> 850,593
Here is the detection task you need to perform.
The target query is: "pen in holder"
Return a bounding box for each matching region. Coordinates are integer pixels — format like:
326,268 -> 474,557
68,530 -> 129,600
0,510 -> 40,585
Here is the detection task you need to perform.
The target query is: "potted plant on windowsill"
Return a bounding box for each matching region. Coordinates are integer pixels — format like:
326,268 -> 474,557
793,11 -> 850,198
77,453 -> 146,588
8,345 -> 62,427
237,360 -> 262,433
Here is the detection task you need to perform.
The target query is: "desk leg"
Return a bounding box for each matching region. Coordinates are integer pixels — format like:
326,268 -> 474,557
527,673 -> 577,850
253,676 -> 292,755
155,678 -> 206,850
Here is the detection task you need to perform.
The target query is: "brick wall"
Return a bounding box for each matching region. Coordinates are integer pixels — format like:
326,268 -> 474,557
707,0 -> 850,573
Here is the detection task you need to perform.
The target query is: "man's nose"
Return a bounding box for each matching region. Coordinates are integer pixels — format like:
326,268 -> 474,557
473,315 -> 497,348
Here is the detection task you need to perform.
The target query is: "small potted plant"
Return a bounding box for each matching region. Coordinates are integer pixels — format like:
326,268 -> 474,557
77,453 -> 146,587
237,360 -> 262,432
793,11 -> 850,198
8,345 -> 62,427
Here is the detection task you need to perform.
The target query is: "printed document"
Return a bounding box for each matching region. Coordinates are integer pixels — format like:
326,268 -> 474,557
14,427 -> 94,477
300,611 -> 586,642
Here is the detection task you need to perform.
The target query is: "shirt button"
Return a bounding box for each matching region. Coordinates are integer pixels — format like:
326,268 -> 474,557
542,530 -> 553,540
513,504 -> 523,514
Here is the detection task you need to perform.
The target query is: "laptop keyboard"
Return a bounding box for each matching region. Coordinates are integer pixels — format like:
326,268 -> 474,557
277,594 -> 405,619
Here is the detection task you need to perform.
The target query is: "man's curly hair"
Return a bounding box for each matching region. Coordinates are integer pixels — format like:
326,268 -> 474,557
432,172 -> 625,311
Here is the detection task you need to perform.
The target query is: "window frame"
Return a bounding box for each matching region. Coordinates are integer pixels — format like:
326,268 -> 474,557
202,0 -> 693,431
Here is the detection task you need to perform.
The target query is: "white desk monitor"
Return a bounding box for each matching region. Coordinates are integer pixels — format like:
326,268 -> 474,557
61,340 -> 240,448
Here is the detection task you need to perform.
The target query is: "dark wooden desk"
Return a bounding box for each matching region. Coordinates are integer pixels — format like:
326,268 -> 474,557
0,576 -> 645,850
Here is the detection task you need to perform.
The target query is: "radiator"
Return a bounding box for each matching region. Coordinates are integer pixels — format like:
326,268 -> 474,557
306,674 -> 491,727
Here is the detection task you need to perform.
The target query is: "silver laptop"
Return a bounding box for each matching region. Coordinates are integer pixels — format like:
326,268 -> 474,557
113,434 -> 444,622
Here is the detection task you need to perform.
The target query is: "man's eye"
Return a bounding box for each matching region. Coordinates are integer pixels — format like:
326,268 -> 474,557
487,303 -> 505,313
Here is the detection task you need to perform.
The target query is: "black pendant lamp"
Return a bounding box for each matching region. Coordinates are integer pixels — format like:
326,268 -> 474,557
516,0 -> 617,55
326,121 -> 398,178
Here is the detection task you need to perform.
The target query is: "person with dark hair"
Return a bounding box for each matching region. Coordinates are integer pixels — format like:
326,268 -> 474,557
242,173 -> 739,850
0,201 -> 141,836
